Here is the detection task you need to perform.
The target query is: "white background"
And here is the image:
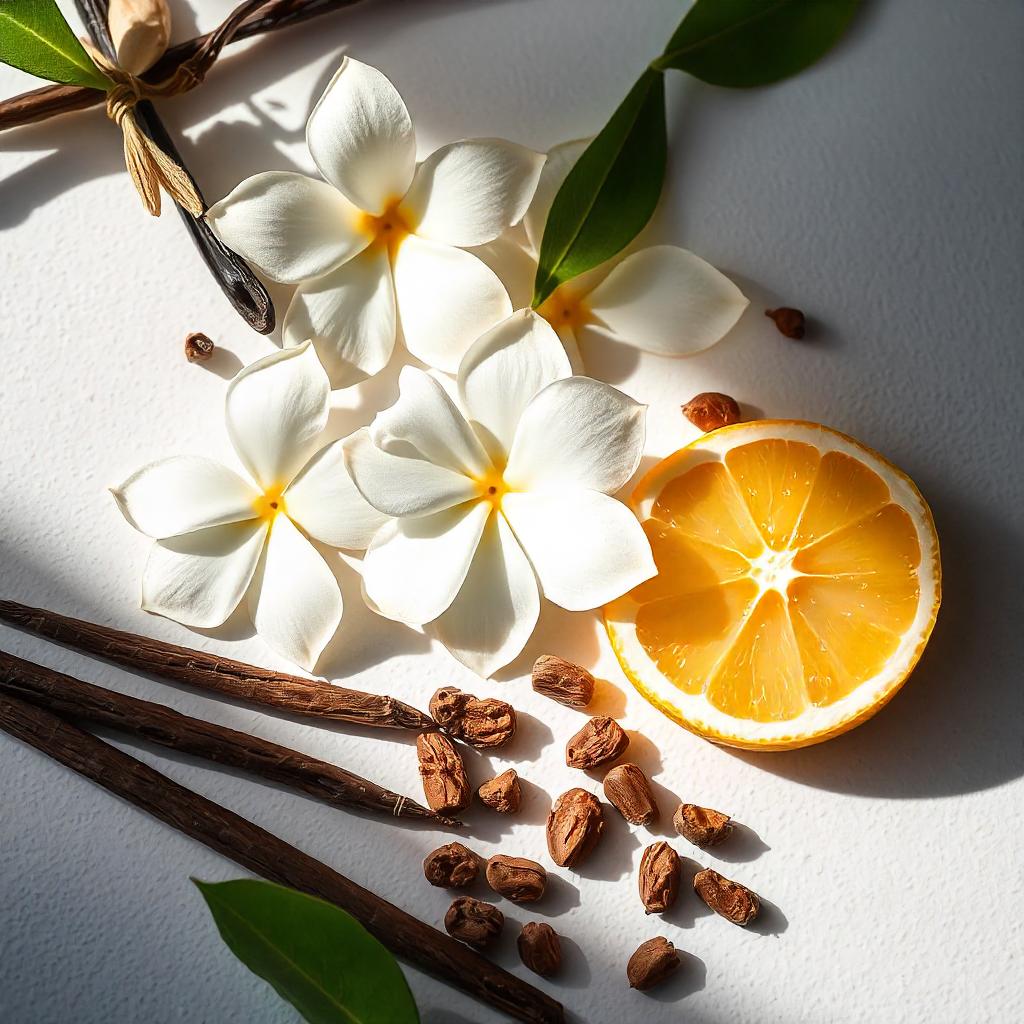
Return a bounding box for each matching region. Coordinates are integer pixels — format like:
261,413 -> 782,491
1,2 -> 1022,1022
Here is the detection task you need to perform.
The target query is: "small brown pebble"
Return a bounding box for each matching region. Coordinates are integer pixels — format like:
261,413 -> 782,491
638,842 -> 681,914
627,936 -> 681,991
532,655 -> 595,708
682,391 -> 741,432
478,769 -> 521,813
546,788 -> 604,868
673,803 -> 732,848
603,763 -> 658,826
443,896 -> 504,948
565,716 -> 629,770
485,855 -> 547,902
765,306 -> 806,339
422,842 -> 481,889
184,331 -> 215,363
416,732 -> 471,813
693,868 -> 760,926
429,686 -> 516,748
518,922 -> 562,977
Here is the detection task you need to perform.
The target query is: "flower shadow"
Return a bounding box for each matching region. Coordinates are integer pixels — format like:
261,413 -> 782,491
497,603 -> 604,685
313,547 -> 433,680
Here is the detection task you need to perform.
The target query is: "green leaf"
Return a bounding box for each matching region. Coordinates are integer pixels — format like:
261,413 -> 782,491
654,0 -> 861,87
194,879 -> 419,1024
531,67 -> 666,308
0,0 -> 109,90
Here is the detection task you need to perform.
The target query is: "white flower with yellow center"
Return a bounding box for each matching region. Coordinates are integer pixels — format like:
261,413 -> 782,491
343,309 -> 657,677
206,57 -> 544,388
111,343 -> 386,670
479,138 -> 750,370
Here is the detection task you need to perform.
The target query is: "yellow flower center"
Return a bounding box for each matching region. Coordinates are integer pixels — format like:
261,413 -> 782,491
478,471 -> 508,509
537,287 -> 590,332
253,484 -> 287,522
358,197 -> 412,257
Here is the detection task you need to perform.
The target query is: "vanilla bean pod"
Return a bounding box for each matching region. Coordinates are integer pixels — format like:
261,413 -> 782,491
0,0 -> 366,131
0,693 -> 565,1024
0,650 -> 453,826
73,0 -> 274,331
0,601 -> 434,732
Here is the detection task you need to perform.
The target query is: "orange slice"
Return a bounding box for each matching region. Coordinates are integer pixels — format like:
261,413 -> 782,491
605,421 -> 940,749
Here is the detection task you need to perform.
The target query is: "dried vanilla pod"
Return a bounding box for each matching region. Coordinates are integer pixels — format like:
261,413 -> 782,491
423,842 -> 481,889
682,391 -> 742,432
627,936 -> 681,990
518,922 -> 562,977
416,732 -> 471,813
485,855 -> 547,903
565,716 -> 629,770
546,788 -> 604,868
443,896 -> 504,949
478,768 -> 521,813
673,803 -> 733,848
603,763 -> 657,826
638,842 -> 681,914
532,655 -> 595,707
693,868 -> 760,926
429,686 -> 516,748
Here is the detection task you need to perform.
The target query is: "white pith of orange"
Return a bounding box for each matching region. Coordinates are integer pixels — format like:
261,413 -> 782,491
604,420 -> 941,750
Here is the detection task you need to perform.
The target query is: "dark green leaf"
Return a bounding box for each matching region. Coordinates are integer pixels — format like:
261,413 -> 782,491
531,68 -> 666,308
194,879 -> 419,1024
0,0 -> 108,90
655,0 -> 861,87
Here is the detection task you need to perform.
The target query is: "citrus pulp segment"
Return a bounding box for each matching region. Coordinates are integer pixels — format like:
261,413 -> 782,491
605,421 -> 940,750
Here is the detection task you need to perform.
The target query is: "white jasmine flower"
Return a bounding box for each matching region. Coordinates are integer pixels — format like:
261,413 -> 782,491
344,309 -> 657,677
112,343 -> 386,670
206,57 -> 544,388
481,138 -> 749,370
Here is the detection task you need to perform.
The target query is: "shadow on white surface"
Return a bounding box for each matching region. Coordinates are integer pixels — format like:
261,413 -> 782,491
707,820 -> 771,864
746,896 -> 789,938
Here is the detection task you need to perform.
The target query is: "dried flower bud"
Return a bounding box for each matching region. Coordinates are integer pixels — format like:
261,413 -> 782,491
638,842 -> 681,914
565,716 -> 629,770
765,306 -> 806,339
443,896 -> 503,948
693,868 -> 760,926
478,769 -> 521,813
517,922 -> 562,977
416,732 -> 470,813
532,654 -> 595,707
485,855 -> 547,903
682,392 -> 742,433
429,686 -> 516,748
423,842 -> 481,888
603,763 -> 657,826
184,332 -> 214,363
546,788 -> 604,868
627,936 -> 680,991
109,0 -> 171,75
673,803 -> 732,848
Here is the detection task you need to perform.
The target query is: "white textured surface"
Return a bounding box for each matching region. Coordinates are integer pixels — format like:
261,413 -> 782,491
1,2 -> 1022,1022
